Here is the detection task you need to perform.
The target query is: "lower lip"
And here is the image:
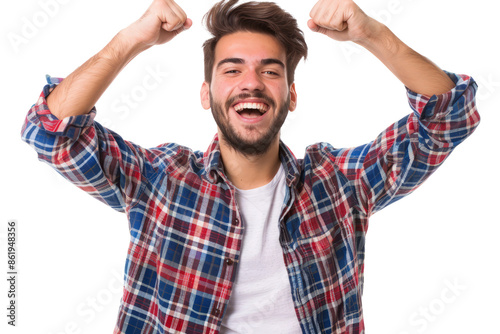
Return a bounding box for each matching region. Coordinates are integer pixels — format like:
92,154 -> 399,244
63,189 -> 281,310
233,108 -> 268,124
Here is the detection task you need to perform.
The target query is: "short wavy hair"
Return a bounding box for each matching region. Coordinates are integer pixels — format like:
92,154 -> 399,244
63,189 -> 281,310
202,0 -> 308,86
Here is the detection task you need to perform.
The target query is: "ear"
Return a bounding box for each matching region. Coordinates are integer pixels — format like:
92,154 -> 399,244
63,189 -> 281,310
289,83 -> 297,112
200,82 -> 211,110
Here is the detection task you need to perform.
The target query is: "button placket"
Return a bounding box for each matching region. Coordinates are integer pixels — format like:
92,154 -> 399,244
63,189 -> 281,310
211,302 -> 222,317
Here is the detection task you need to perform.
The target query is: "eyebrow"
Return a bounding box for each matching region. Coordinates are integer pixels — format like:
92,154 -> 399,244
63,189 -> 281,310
216,57 -> 285,69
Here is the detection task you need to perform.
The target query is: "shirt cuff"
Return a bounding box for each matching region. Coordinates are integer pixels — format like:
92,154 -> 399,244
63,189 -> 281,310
26,75 -> 96,141
405,71 -> 478,120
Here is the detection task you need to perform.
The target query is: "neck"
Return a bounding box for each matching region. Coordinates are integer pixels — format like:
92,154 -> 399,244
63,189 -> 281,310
219,135 -> 281,190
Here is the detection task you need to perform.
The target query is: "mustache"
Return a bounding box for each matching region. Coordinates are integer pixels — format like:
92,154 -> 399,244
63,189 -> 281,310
224,92 -> 276,111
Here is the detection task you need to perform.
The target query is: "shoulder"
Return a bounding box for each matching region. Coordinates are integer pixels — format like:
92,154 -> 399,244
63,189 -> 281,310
304,142 -> 341,164
146,143 -> 204,174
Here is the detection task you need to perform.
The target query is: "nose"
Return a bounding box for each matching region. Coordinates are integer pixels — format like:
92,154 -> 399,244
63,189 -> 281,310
238,70 -> 265,92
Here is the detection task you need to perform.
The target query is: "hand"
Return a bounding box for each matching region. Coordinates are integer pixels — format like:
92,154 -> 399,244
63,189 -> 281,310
308,0 -> 455,96
122,0 -> 192,50
308,0 -> 380,43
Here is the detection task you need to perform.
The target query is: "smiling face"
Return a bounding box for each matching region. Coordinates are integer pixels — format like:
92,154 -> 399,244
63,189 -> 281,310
201,31 -> 297,156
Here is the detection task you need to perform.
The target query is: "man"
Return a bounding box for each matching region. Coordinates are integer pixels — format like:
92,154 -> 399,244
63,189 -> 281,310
21,0 -> 479,333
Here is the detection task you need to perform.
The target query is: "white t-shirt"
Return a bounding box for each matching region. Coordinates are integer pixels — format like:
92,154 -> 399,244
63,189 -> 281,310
220,164 -> 302,334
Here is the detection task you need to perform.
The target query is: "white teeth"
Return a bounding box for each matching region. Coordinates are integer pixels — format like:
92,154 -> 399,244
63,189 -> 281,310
234,102 -> 268,112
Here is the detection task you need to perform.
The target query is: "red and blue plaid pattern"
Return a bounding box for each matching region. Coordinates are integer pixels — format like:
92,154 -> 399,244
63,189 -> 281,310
21,72 -> 479,333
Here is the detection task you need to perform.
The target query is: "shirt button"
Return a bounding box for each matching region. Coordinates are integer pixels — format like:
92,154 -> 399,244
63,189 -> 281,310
212,307 -> 221,317
225,258 -> 234,266
233,218 -> 239,226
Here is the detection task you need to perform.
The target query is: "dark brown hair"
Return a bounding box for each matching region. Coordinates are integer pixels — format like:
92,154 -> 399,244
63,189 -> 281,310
202,0 -> 308,86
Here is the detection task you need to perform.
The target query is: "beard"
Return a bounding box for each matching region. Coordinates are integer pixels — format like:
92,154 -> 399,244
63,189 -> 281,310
210,90 -> 290,156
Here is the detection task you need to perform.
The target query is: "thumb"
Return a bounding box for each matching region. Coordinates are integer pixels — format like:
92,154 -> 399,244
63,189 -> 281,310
307,18 -> 346,41
307,19 -> 321,32
183,18 -> 193,30
161,18 -> 192,35
307,19 -> 332,36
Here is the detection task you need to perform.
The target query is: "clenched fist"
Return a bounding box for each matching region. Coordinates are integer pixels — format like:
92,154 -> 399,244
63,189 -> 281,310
123,0 -> 192,50
308,0 -> 381,43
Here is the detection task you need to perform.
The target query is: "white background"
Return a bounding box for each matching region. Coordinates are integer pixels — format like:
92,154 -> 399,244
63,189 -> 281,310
1,0 -> 498,333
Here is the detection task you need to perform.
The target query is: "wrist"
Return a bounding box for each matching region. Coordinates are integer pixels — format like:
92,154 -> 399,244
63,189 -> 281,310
99,29 -> 149,67
355,21 -> 413,67
355,20 -> 398,53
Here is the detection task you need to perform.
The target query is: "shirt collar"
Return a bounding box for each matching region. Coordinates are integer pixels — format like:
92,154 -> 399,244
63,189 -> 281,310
278,141 -> 301,187
202,134 -> 224,184
202,134 -> 301,187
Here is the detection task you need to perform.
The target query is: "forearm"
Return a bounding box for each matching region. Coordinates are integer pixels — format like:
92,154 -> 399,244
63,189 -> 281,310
356,22 -> 455,96
46,0 -> 191,120
47,32 -> 145,119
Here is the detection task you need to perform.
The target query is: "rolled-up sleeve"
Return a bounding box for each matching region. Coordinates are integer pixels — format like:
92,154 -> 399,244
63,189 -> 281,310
324,71 -> 480,217
407,72 -> 480,150
21,76 -> 148,212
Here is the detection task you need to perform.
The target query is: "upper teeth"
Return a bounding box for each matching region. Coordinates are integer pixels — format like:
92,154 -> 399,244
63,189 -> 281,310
234,102 -> 268,112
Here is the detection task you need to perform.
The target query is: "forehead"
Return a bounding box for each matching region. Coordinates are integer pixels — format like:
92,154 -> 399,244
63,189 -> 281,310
214,31 -> 286,65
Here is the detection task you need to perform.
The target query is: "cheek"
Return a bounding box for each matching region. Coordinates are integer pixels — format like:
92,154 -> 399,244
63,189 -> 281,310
210,82 -> 233,103
269,80 -> 289,96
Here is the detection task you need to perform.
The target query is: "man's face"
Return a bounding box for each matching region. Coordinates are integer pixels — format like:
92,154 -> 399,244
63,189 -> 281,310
201,31 -> 297,156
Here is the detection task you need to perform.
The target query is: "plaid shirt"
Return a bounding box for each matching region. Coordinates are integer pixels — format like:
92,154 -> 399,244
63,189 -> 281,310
22,72 -> 479,334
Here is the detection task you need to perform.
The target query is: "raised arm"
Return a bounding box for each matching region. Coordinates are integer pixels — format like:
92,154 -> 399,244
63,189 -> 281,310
22,0 -> 193,212
307,0 -> 480,216
48,0 -> 192,119
308,0 -> 455,96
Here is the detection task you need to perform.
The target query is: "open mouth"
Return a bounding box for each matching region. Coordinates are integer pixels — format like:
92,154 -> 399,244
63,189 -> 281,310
233,102 -> 270,118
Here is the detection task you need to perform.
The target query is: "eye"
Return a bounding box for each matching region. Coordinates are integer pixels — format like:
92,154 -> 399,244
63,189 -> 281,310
224,69 -> 240,74
262,69 -> 282,77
